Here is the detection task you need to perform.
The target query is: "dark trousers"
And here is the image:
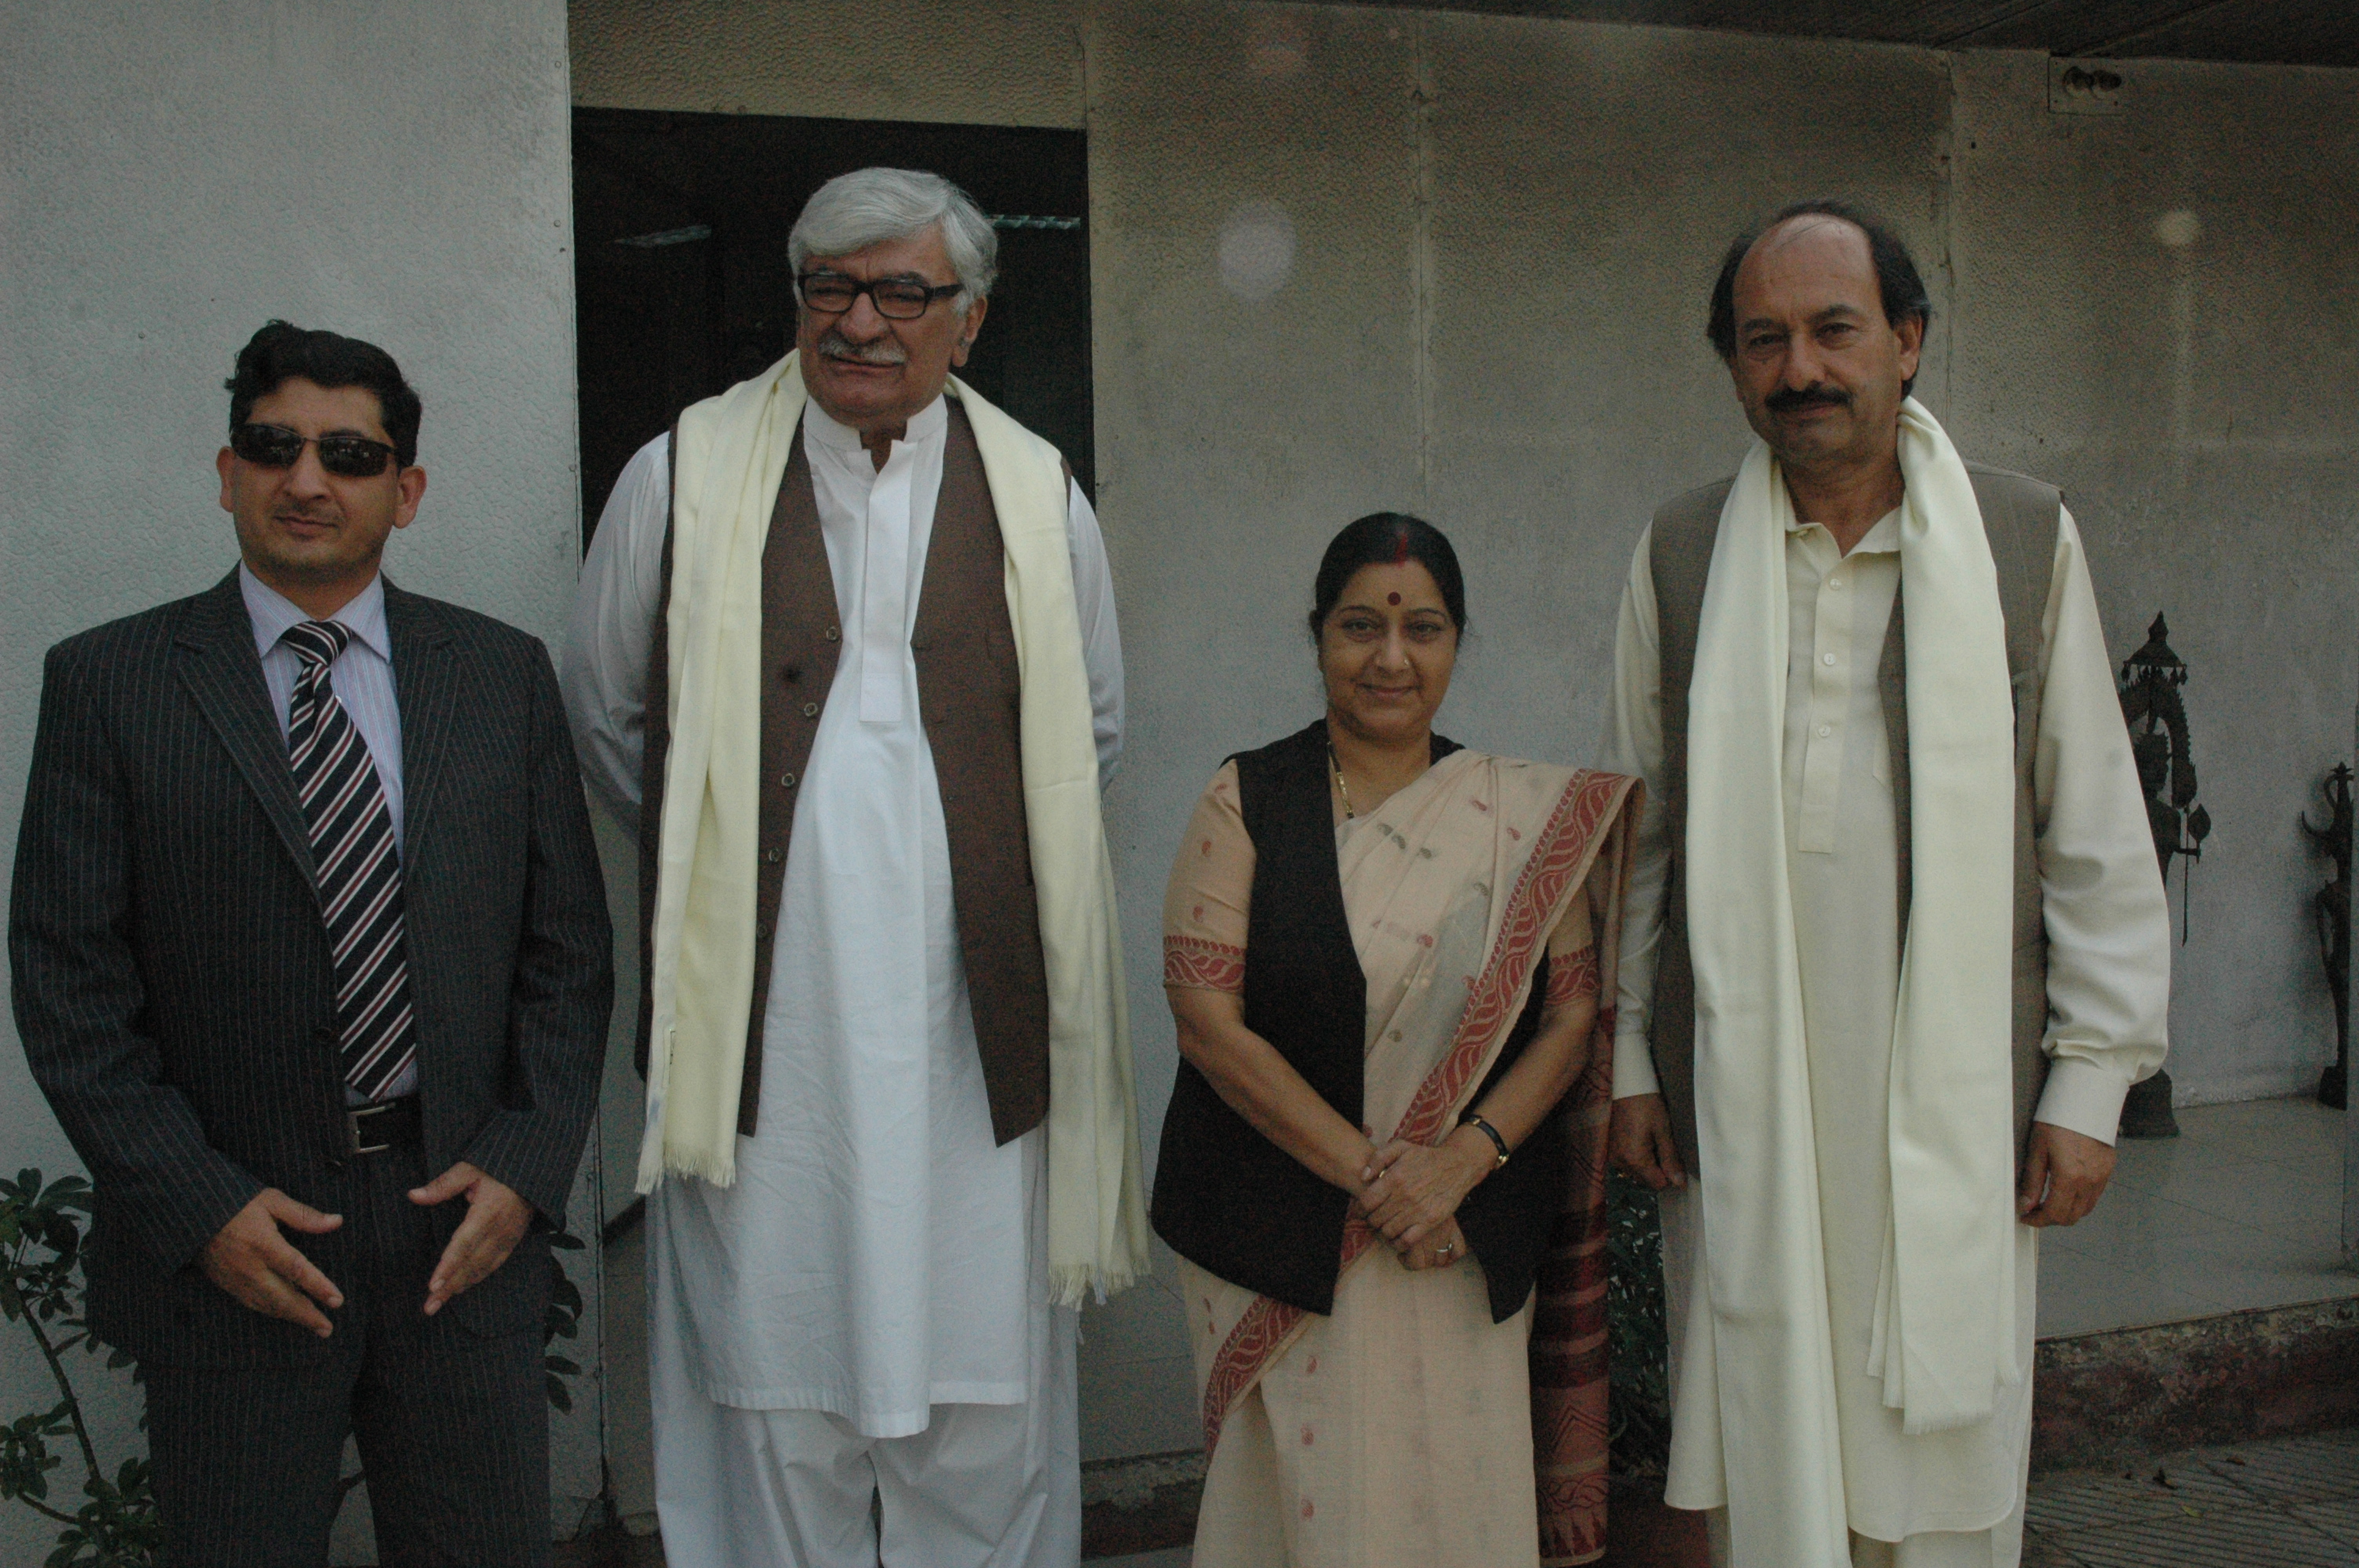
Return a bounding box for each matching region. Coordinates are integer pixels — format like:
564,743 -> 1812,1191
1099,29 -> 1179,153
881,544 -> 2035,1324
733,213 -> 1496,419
142,1143 -> 548,1568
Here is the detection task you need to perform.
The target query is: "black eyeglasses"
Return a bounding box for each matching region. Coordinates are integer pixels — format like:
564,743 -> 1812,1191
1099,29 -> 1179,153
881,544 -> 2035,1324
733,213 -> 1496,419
230,423 -> 399,478
795,272 -> 965,321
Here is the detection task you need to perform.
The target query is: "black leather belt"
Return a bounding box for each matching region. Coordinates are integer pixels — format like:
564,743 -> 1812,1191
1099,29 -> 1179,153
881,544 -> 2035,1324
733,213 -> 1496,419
347,1096 -> 421,1155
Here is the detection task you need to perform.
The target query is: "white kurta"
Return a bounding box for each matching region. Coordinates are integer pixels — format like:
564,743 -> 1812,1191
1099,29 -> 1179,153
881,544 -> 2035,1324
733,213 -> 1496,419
563,395 -> 1124,1436
1603,503 -> 2169,1552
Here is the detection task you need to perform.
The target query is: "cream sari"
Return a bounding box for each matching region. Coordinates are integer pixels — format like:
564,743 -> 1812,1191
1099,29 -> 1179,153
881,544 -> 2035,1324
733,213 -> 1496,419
1165,750 -> 1639,1567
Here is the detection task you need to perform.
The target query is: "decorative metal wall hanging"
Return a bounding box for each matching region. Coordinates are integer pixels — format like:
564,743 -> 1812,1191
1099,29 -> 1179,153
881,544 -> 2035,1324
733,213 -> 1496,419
2303,762 -> 2353,1109
2116,614 -> 2208,1138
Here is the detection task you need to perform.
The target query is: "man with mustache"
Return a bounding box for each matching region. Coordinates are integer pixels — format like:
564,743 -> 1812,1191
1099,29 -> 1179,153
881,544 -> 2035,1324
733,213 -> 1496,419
1600,202 -> 2170,1566
12,321 -> 612,1564
562,167 -> 1147,1567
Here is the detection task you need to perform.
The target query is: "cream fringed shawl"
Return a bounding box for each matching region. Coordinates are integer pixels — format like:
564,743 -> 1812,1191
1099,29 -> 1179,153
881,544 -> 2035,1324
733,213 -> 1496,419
636,351 -> 1150,1307
1685,400 -> 2019,1563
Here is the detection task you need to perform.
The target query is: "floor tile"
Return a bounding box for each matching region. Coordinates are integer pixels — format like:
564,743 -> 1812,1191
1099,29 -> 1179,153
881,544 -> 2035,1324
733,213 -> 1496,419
2058,1186 -> 2250,1264
2051,1508 -> 2359,1566
2107,1139 -> 2338,1240
2034,1093 -> 2359,1335
2194,1431 -> 2359,1504
2161,1237 -> 2359,1315
2020,1531 -> 2086,1567
2035,1248 -> 2223,1338
2026,1461 -> 2248,1531
2178,1097 -> 2346,1171
2297,1497 -> 2359,1548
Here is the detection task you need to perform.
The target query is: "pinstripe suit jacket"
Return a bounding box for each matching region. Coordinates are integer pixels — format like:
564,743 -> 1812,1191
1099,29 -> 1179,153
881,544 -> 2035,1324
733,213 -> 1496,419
9,570 -> 612,1367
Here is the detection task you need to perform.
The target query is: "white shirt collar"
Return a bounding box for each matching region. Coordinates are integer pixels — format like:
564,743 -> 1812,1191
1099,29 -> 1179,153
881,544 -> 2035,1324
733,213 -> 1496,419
802,390 -> 951,457
1786,506 -> 1903,555
240,564 -> 391,661
1852,508 -> 1903,554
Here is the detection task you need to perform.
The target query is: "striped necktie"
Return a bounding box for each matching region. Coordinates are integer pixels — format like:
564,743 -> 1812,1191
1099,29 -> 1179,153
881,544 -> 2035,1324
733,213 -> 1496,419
282,619 -> 416,1104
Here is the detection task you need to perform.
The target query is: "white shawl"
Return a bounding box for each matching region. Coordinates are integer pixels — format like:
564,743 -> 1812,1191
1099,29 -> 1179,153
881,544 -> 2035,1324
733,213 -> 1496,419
637,351 -> 1150,1307
1685,399 -> 2019,1561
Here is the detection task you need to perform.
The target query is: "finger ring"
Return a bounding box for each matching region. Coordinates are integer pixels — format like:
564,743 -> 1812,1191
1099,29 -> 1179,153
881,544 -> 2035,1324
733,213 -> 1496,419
1436,1241 -> 1453,1257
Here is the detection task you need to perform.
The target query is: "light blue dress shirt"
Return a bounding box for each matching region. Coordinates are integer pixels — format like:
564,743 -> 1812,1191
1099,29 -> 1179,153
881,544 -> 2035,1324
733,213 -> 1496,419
239,565 -> 405,845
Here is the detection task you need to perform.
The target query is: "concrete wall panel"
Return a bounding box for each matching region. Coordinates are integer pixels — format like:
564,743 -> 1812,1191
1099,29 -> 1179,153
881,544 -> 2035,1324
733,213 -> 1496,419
571,0 -> 1087,128
1946,49 -> 2359,1102
1415,15 -> 1954,761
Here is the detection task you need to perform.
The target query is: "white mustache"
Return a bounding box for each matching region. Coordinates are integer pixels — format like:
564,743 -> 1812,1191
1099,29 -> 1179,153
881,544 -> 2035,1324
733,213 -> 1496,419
816,328 -> 907,367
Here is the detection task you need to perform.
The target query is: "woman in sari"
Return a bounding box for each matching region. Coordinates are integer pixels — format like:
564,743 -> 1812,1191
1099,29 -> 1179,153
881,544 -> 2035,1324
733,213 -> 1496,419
1151,513 -> 1638,1568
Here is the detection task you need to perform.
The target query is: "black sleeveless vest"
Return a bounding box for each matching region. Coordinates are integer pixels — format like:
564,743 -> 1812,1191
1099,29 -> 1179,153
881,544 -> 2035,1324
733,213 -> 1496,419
1150,721 -> 1569,1322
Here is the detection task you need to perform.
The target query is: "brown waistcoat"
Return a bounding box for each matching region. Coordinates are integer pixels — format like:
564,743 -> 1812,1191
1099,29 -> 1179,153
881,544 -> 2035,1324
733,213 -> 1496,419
636,403 -> 1052,1143
1644,463 -> 2061,1176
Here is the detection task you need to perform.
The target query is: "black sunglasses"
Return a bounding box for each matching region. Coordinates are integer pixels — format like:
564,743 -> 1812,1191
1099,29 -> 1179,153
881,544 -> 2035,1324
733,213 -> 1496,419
231,423 -> 399,479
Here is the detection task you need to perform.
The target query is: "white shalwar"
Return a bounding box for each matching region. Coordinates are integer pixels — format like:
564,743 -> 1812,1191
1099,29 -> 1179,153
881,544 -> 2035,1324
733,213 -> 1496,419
563,394 -> 1124,1568
1603,505 -> 2169,1568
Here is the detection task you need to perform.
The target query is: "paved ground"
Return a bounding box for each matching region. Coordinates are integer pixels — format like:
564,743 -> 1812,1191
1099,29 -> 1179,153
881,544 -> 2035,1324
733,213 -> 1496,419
2026,1427 -> 2359,1566
556,1429 -> 2359,1564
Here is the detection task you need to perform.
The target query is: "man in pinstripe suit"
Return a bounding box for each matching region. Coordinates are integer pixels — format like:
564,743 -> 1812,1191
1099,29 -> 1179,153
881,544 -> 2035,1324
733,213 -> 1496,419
9,322 -> 612,1566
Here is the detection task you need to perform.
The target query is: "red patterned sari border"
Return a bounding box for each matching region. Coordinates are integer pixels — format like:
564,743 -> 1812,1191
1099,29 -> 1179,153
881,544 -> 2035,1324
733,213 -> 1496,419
1164,934 -> 1246,994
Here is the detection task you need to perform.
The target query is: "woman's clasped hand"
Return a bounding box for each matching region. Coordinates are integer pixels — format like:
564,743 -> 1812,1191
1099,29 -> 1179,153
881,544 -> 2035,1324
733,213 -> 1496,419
1357,1129 -> 1494,1265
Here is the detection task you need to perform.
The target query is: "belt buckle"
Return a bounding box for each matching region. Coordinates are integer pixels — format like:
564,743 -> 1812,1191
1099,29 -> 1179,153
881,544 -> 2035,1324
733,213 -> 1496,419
348,1101 -> 396,1156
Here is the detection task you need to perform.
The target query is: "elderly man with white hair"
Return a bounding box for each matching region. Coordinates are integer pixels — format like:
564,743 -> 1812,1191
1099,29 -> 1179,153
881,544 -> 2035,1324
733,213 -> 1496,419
562,166 -> 1148,1568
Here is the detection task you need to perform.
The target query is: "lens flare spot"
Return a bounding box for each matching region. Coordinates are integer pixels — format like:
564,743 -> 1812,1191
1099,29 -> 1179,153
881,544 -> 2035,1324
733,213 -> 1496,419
1217,201 -> 1297,302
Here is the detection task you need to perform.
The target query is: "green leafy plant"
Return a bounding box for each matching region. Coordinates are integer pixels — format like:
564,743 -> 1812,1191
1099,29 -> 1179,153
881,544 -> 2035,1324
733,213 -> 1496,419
0,1168 -> 165,1567
1604,1169 -> 1672,1477
542,1228 -> 587,1414
4,1167 -> 589,1561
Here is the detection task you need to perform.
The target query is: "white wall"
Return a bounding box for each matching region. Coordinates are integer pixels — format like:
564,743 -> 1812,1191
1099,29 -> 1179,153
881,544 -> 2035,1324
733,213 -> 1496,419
0,2 -> 601,1559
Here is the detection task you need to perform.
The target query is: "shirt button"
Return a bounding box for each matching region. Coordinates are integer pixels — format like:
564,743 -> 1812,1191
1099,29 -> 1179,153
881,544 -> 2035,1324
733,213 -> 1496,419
1817,724 -> 1833,738
801,702 -> 820,718
1822,652 -> 1837,666
1828,575 -> 1845,590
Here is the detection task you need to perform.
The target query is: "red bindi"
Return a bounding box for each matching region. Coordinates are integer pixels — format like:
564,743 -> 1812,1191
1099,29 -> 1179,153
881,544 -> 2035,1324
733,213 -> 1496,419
1387,592 -> 1401,604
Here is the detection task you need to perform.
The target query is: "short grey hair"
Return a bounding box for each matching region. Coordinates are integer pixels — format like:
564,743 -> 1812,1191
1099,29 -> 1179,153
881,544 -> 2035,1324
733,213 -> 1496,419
788,167 -> 998,305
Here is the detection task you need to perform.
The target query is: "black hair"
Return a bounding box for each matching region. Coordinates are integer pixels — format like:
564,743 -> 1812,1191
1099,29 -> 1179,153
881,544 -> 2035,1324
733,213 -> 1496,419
1307,512 -> 1467,643
1706,199 -> 1932,396
225,321 -> 423,466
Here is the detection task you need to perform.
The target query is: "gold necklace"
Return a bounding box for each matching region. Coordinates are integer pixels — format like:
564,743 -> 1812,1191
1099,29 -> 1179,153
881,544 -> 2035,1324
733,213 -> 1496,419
1327,740 -> 1356,819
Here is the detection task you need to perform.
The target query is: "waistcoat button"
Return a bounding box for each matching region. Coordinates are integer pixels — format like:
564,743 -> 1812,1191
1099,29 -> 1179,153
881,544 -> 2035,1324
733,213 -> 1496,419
780,772 -> 797,789
801,702 -> 820,718
911,633 -> 929,651
761,848 -> 783,864
824,625 -> 841,641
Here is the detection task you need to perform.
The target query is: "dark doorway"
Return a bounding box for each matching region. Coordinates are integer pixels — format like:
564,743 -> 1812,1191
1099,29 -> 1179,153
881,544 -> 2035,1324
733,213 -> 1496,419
571,109 -> 1093,546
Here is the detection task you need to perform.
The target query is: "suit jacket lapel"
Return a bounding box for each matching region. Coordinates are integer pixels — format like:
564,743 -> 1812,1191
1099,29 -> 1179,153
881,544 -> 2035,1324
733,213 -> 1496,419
384,579 -> 460,864
174,571 -> 318,888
